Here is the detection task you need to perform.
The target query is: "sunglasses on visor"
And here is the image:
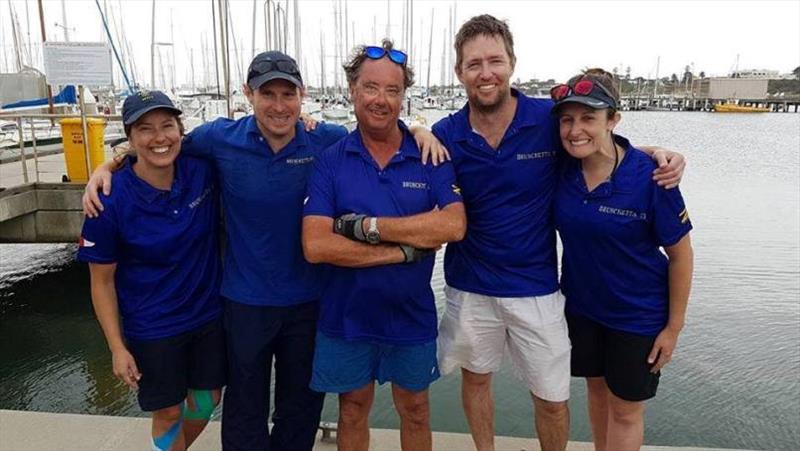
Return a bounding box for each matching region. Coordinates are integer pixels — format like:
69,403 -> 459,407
248,59 -> 301,79
363,46 -> 408,65
550,79 -> 616,105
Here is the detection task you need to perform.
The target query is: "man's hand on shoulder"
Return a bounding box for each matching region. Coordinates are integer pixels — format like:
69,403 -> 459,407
83,154 -> 127,217
642,146 -> 686,189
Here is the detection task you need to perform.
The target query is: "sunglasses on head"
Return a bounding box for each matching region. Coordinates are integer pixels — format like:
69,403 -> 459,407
550,79 -> 615,105
364,46 -> 408,65
248,59 -> 301,79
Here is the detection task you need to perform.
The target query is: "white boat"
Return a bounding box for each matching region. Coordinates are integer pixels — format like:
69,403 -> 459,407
322,106 -> 351,121
422,96 -> 442,110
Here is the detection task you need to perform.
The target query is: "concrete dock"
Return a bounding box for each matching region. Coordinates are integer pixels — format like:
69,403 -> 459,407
0,410 -> 748,451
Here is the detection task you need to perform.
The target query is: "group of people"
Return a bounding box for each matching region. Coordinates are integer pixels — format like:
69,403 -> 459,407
79,14 -> 693,451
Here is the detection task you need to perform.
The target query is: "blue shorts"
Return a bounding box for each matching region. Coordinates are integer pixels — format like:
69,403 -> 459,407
310,332 -> 440,393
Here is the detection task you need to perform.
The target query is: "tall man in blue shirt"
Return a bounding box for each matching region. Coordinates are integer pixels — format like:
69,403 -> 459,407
83,52 -> 348,451
432,15 -> 685,451
302,40 -> 466,451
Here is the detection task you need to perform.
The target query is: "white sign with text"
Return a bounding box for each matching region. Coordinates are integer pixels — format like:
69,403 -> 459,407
43,42 -> 112,86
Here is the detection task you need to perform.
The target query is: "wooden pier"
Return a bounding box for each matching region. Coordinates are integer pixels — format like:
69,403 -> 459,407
620,95 -> 800,112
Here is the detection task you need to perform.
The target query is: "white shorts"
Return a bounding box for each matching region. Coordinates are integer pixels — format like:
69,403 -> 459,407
437,286 -> 571,402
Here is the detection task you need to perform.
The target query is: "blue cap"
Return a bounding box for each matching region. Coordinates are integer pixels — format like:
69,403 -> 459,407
247,51 -> 303,90
122,90 -> 182,125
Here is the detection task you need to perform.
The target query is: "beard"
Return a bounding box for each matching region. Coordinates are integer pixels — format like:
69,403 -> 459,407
469,86 -> 510,115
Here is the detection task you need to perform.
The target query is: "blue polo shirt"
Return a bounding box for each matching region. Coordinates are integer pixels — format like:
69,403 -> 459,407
77,155 -> 221,341
431,90 -> 562,297
303,123 -> 463,345
182,117 -> 347,306
554,136 -> 693,336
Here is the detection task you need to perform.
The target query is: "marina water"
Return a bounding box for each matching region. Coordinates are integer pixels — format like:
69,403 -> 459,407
1,111 -> 798,450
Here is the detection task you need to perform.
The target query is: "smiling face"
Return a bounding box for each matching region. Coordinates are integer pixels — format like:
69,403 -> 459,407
128,109 -> 182,170
350,57 -> 405,134
456,34 -> 515,114
557,103 -> 621,159
245,78 -> 302,141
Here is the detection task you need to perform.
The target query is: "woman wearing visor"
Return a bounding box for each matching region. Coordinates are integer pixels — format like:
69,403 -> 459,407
78,91 -> 225,451
551,69 -> 694,451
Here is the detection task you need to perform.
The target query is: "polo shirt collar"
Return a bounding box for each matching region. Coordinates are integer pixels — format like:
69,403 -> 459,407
345,120 -> 420,161
451,88 -> 539,142
245,115 -> 309,156
569,134 -> 637,199
123,156 -> 183,203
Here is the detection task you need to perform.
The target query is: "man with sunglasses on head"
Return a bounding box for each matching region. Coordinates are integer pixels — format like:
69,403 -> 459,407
302,39 -> 466,451
431,15 -> 686,451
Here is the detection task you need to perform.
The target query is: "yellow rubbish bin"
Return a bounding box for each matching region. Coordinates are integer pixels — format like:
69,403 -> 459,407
60,117 -> 106,182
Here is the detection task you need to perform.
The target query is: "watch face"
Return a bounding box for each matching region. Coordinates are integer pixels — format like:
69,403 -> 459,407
366,231 -> 380,244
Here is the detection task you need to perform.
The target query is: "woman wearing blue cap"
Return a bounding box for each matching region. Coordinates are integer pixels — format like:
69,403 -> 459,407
77,90 -> 225,451
551,69 -> 694,451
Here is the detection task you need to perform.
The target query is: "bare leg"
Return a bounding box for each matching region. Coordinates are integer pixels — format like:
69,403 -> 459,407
586,378 -> 609,451
151,404 -> 185,451
338,382 -> 375,451
532,394 -> 569,451
391,384 -> 432,451
461,368 -> 495,451
606,391 -> 645,451
182,389 -> 221,447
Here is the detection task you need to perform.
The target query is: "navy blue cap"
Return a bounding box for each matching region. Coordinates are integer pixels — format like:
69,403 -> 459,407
122,90 -> 182,125
247,51 -> 303,90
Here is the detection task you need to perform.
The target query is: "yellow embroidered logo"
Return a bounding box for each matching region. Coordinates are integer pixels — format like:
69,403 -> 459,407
679,208 -> 690,224
451,184 -> 462,196
138,90 -> 154,102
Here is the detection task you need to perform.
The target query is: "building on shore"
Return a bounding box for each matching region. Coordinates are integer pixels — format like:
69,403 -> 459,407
694,77 -> 768,99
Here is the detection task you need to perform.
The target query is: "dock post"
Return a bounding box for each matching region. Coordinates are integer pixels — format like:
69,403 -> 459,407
79,85 -> 92,180
16,118 -> 29,184
29,120 -> 41,182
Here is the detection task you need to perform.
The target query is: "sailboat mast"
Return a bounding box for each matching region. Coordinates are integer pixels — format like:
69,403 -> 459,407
294,0 -> 301,68
150,0 -> 156,88
60,0 -> 69,41
35,0 -> 55,115
426,10 -> 433,93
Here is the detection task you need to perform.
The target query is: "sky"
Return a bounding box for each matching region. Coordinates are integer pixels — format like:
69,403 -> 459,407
1,0 -> 799,91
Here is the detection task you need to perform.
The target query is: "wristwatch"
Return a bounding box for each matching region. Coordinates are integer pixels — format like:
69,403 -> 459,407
365,217 -> 381,244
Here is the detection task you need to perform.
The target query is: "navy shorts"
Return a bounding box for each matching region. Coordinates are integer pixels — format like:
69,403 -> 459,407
310,332 -> 440,393
567,311 -> 660,402
127,317 -> 227,411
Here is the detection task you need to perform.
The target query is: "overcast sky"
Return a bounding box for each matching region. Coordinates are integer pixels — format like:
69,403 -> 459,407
2,0 -> 798,90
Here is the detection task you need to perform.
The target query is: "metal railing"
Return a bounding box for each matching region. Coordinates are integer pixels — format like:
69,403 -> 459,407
0,112 -> 123,185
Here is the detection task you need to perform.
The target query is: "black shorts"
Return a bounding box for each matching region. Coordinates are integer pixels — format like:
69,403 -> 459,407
127,317 -> 227,412
566,311 -> 660,402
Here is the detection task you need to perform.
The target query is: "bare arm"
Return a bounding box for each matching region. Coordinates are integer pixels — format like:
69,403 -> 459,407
303,216 -> 406,267
648,234 -> 694,372
88,263 -> 141,389
639,145 -> 686,189
374,202 -> 466,249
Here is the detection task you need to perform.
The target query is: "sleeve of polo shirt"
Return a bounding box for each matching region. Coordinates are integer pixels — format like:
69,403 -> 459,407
303,146 -> 337,218
180,122 -> 214,159
321,123 -> 349,146
429,161 -> 463,209
652,184 -> 693,247
76,201 -> 119,264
